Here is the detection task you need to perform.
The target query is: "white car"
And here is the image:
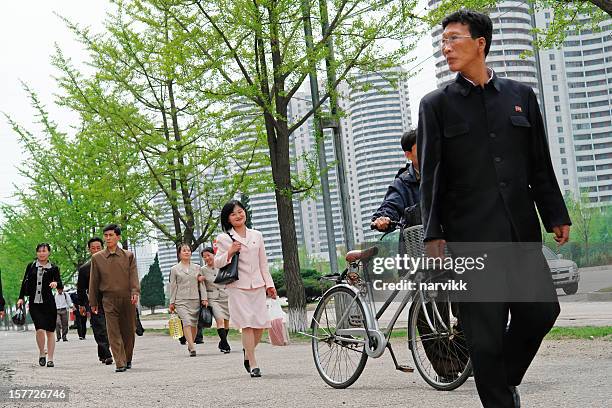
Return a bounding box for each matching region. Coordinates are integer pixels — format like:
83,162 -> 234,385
542,245 -> 580,295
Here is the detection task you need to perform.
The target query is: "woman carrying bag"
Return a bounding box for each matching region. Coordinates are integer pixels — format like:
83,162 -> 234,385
168,243 -> 208,357
17,243 -> 62,367
199,246 -> 231,353
214,200 -> 277,378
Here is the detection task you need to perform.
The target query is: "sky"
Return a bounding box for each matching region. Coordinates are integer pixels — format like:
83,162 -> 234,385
0,1 -> 436,212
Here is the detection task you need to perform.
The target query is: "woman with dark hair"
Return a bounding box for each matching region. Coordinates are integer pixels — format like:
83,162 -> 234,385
214,200 -> 277,378
17,243 -> 62,367
169,243 -> 208,356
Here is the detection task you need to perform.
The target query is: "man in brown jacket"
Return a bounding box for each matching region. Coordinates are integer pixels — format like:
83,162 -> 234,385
89,224 -> 140,372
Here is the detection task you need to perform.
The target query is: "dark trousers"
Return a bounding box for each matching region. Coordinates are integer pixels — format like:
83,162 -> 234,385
90,311 -> 112,361
459,301 -> 560,407
55,308 -> 69,339
102,296 -> 136,368
75,311 -> 87,338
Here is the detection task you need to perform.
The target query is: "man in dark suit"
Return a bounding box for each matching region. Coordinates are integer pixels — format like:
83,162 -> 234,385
0,275 -> 5,320
77,237 -> 113,365
417,10 -> 571,408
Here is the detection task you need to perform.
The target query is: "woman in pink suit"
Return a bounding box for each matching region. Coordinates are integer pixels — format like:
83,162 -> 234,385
214,200 -> 277,378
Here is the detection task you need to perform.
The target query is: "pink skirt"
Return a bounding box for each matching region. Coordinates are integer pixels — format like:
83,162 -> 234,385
227,286 -> 270,329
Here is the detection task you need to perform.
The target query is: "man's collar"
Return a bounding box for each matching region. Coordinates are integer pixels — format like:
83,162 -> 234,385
455,67 -> 500,96
103,247 -> 123,258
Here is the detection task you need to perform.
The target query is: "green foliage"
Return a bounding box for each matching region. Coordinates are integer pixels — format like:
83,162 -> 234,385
140,254 -> 166,312
542,195 -> 611,267
272,266 -> 333,302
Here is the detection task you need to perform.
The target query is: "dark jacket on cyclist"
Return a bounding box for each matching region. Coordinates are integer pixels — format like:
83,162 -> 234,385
371,162 -> 420,232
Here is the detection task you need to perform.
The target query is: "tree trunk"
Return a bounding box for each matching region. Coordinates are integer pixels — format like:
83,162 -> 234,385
269,122 -> 307,332
151,306 -> 156,314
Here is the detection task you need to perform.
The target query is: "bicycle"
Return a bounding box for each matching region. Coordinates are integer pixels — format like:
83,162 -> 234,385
305,221 -> 472,390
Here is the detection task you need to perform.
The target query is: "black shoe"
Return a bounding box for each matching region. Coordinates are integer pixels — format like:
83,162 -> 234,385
104,357 -> 114,365
179,336 -> 186,345
243,349 -> 250,373
195,339 -> 204,344
189,350 -> 196,357
56,338 -> 60,342
46,361 -> 54,368
126,361 -> 132,369
115,367 -> 127,372
79,337 -> 85,340
509,386 -> 520,408
250,368 -> 261,377
62,337 -> 68,342
39,356 -> 46,366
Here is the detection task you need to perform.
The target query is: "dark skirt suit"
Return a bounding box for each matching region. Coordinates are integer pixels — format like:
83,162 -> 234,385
19,261 -> 62,332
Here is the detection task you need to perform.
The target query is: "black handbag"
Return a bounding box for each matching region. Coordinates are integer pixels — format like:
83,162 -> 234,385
198,305 -> 214,328
214,233 -> 240,284
12,306 -> 26,326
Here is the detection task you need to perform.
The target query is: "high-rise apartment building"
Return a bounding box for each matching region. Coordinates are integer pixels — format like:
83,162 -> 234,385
535,12 -> 612,204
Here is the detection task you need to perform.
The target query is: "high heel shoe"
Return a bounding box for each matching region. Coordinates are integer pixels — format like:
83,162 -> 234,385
243,349 -> 250,373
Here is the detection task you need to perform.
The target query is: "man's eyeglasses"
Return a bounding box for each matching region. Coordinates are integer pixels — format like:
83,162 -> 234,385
440,35 -> 474,48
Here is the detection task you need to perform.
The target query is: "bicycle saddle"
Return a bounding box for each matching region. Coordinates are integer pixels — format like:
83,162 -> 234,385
345,246 -> 379,263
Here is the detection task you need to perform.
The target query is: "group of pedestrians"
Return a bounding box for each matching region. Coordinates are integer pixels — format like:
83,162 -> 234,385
13,200 -> 276,378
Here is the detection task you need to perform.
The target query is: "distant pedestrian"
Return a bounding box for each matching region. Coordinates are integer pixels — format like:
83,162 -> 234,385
214,200 -> 277,377
77,237 -> 113,365
89,224 -> 140,373
199,246 -> 231,353
169,243 -> 208,357
0,275 -> 5,320
17,243 -> 62,368
69,290 -> 86,340
54,287 -> 72,342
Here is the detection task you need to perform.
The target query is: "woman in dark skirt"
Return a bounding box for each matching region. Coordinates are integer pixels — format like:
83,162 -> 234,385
17,243 -> 62,367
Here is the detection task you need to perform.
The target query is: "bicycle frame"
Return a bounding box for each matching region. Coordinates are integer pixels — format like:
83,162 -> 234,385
322,258 -> 450,359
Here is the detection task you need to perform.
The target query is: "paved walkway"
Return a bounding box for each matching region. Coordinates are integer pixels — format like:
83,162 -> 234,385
1,330 -> 610,407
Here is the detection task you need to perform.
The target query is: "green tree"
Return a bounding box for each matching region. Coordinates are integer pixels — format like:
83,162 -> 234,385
2,87 -> 148,284
51,1 -> 260,254
162,0 -> 422,331
140,254 -> 166,313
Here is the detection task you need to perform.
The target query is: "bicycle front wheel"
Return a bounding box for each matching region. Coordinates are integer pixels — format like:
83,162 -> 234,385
311,285 -> 368,388
408,290 -> 472,391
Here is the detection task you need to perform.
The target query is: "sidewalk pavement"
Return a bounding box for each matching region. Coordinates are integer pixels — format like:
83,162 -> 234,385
1,330 -> 610,408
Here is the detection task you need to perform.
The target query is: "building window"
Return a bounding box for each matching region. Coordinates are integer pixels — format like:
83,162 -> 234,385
555,105 -> 561,112
559,137 -> 565,143
553,85 -> 559,91
562,169 -> 568,175
552,75 -> 557,81
560,148 -> 566,154
564,179 -> 569,185
549,54 -> 555,60
556,116 -> 562,123
554,96 -> 560,102
561,158 -> 567,164
557,127 -> 563,133
550,64 -> 556,71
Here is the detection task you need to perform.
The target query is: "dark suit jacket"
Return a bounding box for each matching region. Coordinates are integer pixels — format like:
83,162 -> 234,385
0,277 -> 5,311
372,162 -> 420,231
18,262 -> 62,305
417,72 -> 571,242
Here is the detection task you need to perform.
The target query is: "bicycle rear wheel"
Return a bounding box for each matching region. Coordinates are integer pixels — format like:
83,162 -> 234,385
311,285 -> 368,388
408,290 -> 472,391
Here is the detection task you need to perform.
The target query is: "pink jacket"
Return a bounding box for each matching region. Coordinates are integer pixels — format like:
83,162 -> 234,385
214,228 -> 275,290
